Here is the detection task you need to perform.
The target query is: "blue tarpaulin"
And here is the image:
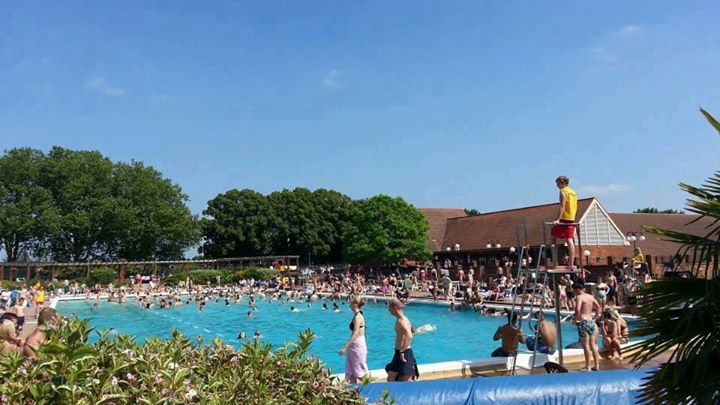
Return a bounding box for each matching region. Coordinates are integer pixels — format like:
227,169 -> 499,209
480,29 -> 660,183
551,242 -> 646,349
360,368 -> 652,404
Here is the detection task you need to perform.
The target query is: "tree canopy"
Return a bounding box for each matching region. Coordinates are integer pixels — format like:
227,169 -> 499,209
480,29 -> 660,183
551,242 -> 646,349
0,147 -> 199,262
0,148 -> 58,262
201,188 -> 352,263
201,189 -> 278,258
342,195 -> 431,266
633,207 -> 684,214
200,190 -> 429,266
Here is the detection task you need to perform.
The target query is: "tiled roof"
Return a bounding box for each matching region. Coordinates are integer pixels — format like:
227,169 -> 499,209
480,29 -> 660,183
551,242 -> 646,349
441,198 -> 596,251
417,208 -> 467,251
609,213 -> 715,257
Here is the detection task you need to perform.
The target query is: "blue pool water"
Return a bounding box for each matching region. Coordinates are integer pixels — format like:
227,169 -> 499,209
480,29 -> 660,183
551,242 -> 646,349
58,298 -> 622,372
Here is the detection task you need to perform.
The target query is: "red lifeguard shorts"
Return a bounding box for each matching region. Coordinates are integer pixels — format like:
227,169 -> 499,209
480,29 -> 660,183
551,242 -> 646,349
551,220 -> 576,239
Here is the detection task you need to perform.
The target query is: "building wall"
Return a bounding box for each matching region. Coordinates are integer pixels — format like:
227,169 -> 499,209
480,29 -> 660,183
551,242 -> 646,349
578,203 -> 626,246
579,245 -> 630,266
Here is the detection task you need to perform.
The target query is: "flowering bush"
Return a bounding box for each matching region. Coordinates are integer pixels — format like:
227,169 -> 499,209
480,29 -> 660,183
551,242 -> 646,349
0,320 -> 367,404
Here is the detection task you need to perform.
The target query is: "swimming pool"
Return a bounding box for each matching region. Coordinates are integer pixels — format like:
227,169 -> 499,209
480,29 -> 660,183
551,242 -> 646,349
58,298 -> 624,372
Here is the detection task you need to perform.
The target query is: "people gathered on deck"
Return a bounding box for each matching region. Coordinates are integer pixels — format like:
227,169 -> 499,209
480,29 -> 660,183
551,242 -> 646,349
0,262 -> 639,378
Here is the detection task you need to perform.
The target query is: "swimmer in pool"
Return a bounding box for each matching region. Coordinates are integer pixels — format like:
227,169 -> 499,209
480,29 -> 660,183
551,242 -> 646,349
237,331 -> 247,339
322,303 -> 328,310
247,311 -> 253,318
412,324 -> 437,335
290,306 -> 299,312
254,330 -> 261,339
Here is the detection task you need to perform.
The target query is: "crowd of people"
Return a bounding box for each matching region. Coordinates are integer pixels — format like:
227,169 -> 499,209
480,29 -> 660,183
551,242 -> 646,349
0,264 -> 636,382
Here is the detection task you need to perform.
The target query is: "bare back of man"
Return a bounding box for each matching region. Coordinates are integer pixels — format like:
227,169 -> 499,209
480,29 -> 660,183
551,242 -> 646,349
492,312 -> 525,357
497,324 -> 524,353
574,285 -> 601,371
23,329 -> 46,359
538,319 -> 557,348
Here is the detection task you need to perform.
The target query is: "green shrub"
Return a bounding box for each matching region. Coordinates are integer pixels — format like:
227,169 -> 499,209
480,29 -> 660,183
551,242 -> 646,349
0,280 -> 21,290
240,266 -> 280,281
0,319 -> 365,404
164,269 -> 222,286
162,267 -> 279,286
221,269 -> 237,285
55,266 -> 88,280
89,267 -> 117,285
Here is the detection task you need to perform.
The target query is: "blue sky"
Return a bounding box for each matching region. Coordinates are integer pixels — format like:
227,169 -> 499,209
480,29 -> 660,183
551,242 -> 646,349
2,1 -> 720,216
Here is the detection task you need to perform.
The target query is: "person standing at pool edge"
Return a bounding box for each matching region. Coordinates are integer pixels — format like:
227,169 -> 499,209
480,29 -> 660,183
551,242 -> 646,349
338,296 -> 368,383
551,176 -> 578,273
385,299 -> 418,381
573,282 -> 601,371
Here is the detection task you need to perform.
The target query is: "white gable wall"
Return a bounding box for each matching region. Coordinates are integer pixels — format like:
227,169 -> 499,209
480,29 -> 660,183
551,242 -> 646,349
577,201 -> 626,246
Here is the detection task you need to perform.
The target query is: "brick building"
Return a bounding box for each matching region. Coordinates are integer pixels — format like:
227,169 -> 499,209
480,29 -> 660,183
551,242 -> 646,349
418,199 -> 713,278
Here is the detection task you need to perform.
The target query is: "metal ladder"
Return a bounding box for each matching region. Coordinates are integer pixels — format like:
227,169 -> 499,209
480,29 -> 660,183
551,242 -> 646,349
508,244 -> 548,374
505,220 -> 587,374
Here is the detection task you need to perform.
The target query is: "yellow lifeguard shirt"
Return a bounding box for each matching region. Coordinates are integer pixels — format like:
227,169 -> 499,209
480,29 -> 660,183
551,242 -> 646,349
560,186 -> 577,221
37,290 -> 45,302
632,253 -> 644,262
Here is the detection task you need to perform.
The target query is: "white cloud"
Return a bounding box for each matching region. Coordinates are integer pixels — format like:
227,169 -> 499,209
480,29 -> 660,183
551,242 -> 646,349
615,25 -> 644,37
322,70 -> 341,89
85,77 -> 126,96
578,184 -> 633,195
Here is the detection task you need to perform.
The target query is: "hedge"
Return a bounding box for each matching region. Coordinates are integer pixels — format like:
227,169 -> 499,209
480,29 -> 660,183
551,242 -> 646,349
162,267 -> 281,286
89,267 -> 117,285
0,319 -> 369,404
164,270 -> 223,286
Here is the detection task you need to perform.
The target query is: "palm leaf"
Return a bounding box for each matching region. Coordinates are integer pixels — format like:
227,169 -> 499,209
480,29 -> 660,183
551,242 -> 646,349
631,109 -> 720,403
701,108 -> 720,133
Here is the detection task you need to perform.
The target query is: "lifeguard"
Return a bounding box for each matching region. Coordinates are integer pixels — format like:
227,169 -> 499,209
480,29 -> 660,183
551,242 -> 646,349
551,176 -> 578,272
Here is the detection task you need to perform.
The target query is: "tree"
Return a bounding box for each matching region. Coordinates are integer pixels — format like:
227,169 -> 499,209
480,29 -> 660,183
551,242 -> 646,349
311,188 -> 353,262
464,208 -> 480,216
200,188 -> 353,263
108,161 -> 199,260
268,188 -> 352,263
0,146 -> 200,262
0,148 -> 58,262
40,147 -> 117,261
343,195 -> 431,266
267,188 -> 318,256
633,207 -> 684,214
632,108 -> 720,403
200,189 -> 277,258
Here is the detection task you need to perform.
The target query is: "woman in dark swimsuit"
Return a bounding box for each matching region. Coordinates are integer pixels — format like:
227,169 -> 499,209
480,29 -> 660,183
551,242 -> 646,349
338,296 -> 368,383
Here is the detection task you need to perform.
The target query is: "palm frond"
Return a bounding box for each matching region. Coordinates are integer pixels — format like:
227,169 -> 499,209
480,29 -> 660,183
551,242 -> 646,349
630,278 -> 720,404
701,108 -> 720,133
632,109 -> 720,403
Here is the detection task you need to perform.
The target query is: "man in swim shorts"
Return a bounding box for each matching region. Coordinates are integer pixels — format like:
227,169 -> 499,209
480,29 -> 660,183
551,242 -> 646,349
551,176 -> 578,273
492,311 -> 525,357
573,282 -> 601,371
385,298 -> 418,381
525,311 -> 557,355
